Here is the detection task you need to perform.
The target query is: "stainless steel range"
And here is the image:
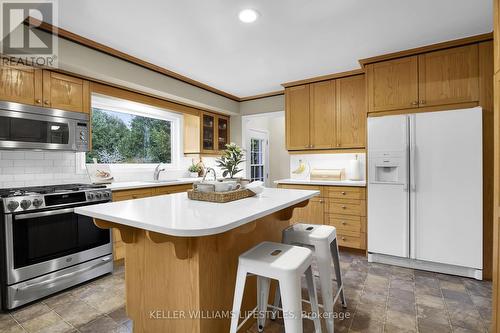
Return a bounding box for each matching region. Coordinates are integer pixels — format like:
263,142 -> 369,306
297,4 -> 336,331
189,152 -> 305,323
0,184 -> 113,310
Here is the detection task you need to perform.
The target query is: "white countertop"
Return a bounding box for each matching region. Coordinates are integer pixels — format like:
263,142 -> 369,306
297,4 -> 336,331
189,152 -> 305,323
106,178 -> 199,191
75,188 -> 319,237
275,178 -> 366,187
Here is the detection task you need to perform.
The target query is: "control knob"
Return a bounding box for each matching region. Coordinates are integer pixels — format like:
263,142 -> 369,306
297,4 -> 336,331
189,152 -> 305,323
6,201 -> 19,211
87,193 -> 95,200
95,192 -> 102,199
20,200 -> 31,210
32,198 -> 43,207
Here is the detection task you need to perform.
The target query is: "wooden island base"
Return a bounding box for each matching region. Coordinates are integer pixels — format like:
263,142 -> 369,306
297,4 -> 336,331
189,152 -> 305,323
94,201 -> 307,333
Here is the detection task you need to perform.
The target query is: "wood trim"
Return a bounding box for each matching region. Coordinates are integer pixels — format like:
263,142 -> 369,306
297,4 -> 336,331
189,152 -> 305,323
366,102 -> 480,117
26,17 -> 241,101
282,68 -> 365,88
239,90 -> 284,101
287,148 -> 366,155
359,33 -> 493,67
90,82 -> 202,117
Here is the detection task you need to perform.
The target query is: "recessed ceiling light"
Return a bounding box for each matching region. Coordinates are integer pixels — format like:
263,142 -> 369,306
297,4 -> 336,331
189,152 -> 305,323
238,9 -> 259,23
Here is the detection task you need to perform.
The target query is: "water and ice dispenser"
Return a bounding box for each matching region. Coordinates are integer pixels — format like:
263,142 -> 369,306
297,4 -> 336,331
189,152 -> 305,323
369,152 -> 407,185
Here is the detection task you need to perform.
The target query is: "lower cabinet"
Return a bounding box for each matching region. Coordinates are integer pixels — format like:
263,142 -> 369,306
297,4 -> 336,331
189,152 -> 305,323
278,184 -> 367,250
111,184 -> 192,260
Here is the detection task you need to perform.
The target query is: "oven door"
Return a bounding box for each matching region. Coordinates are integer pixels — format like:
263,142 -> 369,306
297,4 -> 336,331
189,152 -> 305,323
5,204 -> 112,285
0,109 -> 76,151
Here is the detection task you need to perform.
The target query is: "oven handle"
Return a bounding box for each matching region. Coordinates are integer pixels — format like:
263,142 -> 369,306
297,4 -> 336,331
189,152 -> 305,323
15,208 -> 75,220
15,257 -> 112,292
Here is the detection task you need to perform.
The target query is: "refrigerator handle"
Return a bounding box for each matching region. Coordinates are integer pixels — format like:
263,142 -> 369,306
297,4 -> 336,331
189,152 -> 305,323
409,114 -> 417,259
403,116 -> 410,192
410,118 -> 416,193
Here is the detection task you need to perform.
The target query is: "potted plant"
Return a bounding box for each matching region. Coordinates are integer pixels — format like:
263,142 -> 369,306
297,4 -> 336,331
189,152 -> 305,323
188,163 -> 202,178
216,143 -> 245,180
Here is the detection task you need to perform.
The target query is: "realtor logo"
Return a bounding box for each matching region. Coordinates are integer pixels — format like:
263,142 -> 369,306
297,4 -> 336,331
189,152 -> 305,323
0,0 -> 58,67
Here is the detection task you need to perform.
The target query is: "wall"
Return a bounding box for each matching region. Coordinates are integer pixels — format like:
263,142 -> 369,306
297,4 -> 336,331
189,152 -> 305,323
289,153 -> 366,181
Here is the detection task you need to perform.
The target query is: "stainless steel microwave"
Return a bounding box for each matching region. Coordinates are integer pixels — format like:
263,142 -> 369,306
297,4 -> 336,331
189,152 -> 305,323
0,101 -> 89,152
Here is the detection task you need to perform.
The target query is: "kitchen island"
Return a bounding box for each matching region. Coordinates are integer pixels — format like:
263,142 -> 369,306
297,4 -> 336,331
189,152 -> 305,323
75,188 -> 319,333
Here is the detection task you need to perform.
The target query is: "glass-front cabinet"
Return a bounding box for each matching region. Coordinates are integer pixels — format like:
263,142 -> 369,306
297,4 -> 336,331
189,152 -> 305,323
201,112 -> 229,154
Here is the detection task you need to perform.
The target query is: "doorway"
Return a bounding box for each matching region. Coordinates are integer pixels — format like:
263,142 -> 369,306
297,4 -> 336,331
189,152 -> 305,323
246,129 -> 269,186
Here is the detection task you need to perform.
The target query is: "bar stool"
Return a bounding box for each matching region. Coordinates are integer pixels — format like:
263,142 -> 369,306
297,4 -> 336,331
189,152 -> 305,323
230,241 -> 322,333
272,224 -> 347,333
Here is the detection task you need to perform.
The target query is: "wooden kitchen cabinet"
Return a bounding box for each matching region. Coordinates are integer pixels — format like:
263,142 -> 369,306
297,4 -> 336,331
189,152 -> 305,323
201,111 -> 230,154
367,56 -> 419,113
285,85 -> 311,150
0,65 -> 90,113
0,64 -> 42,105
336,75 -> 366,148
310,80 -> 336,149
42,71 -> 90,113
418,44 -> 479,107
277,183 -> 367,250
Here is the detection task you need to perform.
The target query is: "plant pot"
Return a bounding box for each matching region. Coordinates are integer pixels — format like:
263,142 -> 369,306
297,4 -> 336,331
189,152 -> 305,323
189,172 -> 199,178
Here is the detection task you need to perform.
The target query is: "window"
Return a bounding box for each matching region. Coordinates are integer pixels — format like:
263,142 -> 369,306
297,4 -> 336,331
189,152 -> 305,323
85,95 -> 182,167
250,138 -> 265,182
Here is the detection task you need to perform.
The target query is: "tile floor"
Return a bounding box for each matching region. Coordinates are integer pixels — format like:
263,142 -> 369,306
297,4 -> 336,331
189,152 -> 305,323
0,251 -> 492,333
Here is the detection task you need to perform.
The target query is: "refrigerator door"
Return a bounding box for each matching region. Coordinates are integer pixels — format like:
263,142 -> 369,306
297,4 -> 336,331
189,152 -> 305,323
367,115 -> 410,258
411,108 -> 482,269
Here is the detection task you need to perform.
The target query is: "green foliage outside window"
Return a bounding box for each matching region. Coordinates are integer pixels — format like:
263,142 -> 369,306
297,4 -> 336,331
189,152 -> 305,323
86,108 -> 172,164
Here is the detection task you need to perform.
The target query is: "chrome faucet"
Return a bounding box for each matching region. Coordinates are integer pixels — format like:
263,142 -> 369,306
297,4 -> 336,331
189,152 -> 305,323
154,164 -> 166,180
202,168 -> 217,182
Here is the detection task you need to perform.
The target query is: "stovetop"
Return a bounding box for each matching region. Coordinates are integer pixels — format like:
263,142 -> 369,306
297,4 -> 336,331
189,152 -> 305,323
0,183 -> 106,198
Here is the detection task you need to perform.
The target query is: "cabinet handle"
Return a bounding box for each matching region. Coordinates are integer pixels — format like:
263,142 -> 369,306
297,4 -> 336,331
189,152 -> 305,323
341,191 -> 346,195
342,205 -> 346,209
132,195 -> 138,199
411,101 -> 418,106
336,143 -> 340,147
35,99 -> 41,104
341,221 -> 347,225
44,100 -> 50,105
419,100 -> 426,105
319,199 -> 324,203
342,237 -> 346,241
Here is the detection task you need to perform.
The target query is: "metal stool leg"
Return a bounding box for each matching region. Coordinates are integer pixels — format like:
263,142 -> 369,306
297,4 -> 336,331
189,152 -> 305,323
270,284 -> 281,320
305,266 -> 322,333
331,238 -> 347,308
257,276 -> 271,332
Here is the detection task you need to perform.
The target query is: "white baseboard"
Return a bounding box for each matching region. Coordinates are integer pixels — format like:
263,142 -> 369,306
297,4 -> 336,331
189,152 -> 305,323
368,253 -> 482,280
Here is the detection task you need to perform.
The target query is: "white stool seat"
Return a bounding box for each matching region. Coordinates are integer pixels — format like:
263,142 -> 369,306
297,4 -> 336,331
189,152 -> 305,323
230,241 -> 322,333
239,241 -> 313,278
273,223 -> 347,333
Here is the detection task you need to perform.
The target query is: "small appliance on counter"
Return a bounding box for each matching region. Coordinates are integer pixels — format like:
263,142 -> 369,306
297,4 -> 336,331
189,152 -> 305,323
0,183 -> 113,309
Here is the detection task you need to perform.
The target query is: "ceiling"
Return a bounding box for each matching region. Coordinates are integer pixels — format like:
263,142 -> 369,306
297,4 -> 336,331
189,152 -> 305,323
58,0 -> 492,98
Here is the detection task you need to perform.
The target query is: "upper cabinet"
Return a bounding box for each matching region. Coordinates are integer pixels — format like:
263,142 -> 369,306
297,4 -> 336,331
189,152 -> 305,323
285,75 -> 366,151
0,64 -> 42,105
367,44 -> 479,113
200,111 -> 230,154
367,56 -> 419,112
286,85 -> 311,150
418,45 -> 479,107
0,65 -> 90,114
336,75 -> 366,148
42,71 -> 90,113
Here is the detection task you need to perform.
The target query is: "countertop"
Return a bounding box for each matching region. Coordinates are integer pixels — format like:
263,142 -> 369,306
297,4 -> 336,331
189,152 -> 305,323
75,188 -> 319,237
106,178 -> 199,191
275,178 -> 366,187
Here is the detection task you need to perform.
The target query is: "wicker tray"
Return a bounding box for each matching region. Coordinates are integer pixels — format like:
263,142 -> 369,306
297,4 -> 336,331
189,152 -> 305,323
187,188 -> 256,203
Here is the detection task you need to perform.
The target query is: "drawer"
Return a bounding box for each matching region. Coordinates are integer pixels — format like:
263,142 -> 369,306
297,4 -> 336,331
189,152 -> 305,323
326,214 -> 364,233
325,186 -> 365,200
278,184 -> 322,192
327,199 -> 366,216
112,188 -> 153,201
337,232 -> 366,250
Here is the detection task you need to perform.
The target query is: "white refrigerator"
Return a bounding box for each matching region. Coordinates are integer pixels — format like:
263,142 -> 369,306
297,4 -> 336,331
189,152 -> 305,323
367,107 -> 483,279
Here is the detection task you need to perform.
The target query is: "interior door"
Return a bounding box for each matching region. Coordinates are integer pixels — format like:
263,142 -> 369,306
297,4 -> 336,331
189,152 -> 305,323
367,115 -> 410,258
246,129 -> 269,186
412,108 -> 482,269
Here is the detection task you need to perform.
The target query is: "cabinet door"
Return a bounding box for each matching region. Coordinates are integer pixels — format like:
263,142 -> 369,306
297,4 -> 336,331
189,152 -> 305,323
367,56 -> 419,112
217,116 -> 229,151
0,64 -> 42,105
336,75 -> 366,148
201,112 -> 216,152
310,80 -> 336,149
42,71 -> 90,113
289,198 -> 325,225
286,85 -> 310,150
418,44 -> 479,107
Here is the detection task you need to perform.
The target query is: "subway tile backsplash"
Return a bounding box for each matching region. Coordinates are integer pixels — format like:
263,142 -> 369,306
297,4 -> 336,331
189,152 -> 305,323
0,150 -> 89,188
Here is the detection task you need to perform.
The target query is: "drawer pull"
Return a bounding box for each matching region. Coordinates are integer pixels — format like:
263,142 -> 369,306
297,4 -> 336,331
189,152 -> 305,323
341,221 -> 347,225
342,237 -> 346,241
341,191 -> 346,195
342,205 -> 346,209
